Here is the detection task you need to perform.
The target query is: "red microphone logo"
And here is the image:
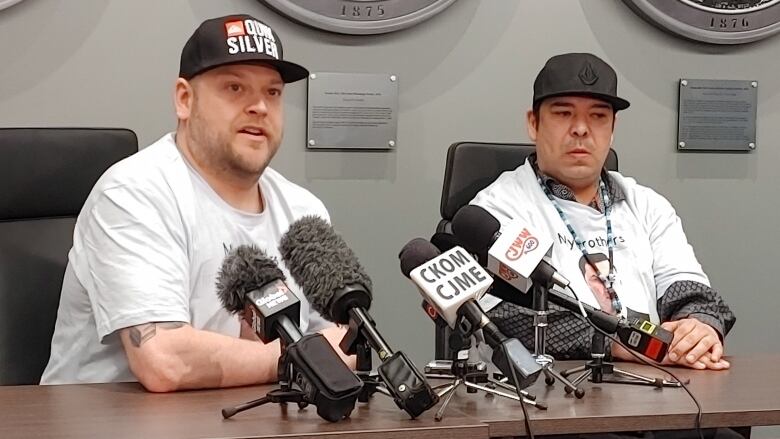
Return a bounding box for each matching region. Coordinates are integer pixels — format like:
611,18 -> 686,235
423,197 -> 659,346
423,301 -> 438,320
504,228 -> 539,261
498,263 -> 518,281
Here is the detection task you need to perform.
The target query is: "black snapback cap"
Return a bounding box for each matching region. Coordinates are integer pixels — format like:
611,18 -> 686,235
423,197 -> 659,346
179,14 -> 309,83
533,53 -> 630,111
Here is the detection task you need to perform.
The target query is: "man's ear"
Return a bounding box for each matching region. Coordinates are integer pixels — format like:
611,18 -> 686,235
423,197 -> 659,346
526,109 -> 538,142
174,78 -> 194,121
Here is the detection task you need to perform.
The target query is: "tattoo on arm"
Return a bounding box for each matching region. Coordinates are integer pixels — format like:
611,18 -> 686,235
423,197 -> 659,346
128,322 -> 186,348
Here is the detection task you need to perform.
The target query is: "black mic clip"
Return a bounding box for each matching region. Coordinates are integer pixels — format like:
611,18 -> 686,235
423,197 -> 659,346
281,334 -> 363,422
339,314 -> 382,402
378,351 -> 440,418
222,333 -> 362,423
339,309 -> 439,418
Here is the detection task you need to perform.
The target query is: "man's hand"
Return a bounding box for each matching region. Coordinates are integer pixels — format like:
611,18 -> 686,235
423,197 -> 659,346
661,318 -> 730,370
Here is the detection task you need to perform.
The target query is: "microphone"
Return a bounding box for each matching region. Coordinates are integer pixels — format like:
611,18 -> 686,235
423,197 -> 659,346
399,239 -> 542,390
216,245 -> 303,345
404,238 -> 472,360
453,205 -> 568,292
279,217 -> 438,419
216,245 -> 362,422
451,205 -> 672,363
430,231 -> 464,253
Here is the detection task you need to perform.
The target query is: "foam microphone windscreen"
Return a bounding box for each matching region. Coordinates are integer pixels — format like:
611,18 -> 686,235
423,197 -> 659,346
451,205 -> 501,255
398,238 -> 441,278
216,244 -> 285,314
279,216 -> 373,323
429,232 -> 463,253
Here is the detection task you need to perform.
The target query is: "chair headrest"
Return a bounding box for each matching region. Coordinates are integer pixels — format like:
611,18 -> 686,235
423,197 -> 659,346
439,142 -> 618,220
0,128 -> 138,221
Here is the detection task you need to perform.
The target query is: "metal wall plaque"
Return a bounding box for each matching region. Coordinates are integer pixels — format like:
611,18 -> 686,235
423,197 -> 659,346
260,0 -> 457,35
677,79 -> 757,151
307,72 -> 398,150
623,0 -> 780,45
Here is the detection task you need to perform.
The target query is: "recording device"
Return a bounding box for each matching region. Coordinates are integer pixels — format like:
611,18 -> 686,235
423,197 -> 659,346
216,245 -> 362,422
279,216 -> 438,419
399,238 -> 542,390
451,205 -> 673,363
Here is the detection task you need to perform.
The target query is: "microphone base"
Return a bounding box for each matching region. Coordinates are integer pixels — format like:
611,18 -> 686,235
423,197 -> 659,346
355,372 -> 388,401
221,384 -> 362,423
529,283 -> 586,398
535,359 -> 587,399
427,357 -> 546,421
221,388 -> 310,420
560,358 -> 685,389
223,335 -> 362,422
560,332 -> 684,391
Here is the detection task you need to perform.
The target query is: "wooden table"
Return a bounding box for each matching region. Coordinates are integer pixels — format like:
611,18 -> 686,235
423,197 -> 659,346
440,354 -> 780,437
1,355 -> 778,438
0,382 -> 486,439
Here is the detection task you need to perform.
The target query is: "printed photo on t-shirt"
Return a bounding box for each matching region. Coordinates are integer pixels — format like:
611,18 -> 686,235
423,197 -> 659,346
578,253 -> 616,314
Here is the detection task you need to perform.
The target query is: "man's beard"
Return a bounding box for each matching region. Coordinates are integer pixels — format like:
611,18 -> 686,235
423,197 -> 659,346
188,105 -> 279,180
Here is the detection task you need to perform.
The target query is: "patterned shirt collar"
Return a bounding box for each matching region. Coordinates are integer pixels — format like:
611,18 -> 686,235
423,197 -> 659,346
529,153 -> 626,213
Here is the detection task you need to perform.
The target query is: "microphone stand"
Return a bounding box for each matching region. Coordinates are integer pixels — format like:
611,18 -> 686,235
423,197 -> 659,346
560,332 -> 684,389
425,329 -> 546,421
223,331 -> 362,422
340,315 -> 392,402
339,308 -> 439,418
221,341 -> 310,419
530,280 -> 587,398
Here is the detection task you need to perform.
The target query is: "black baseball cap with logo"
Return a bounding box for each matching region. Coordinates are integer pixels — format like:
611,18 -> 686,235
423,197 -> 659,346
179,14 -> 309,83
532,53 -> 630,111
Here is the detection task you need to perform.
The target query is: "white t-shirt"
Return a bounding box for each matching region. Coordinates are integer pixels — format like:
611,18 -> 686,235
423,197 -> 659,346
41,133 -> 332,384
473,160 -> 709,324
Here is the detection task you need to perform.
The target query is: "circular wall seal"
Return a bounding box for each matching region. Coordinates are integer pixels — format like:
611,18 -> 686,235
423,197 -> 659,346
260,0 -> 457,35
622,0 -> 780,44
0,0 -> 25,11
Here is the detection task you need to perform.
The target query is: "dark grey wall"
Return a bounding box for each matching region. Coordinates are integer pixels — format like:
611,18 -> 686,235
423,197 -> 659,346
2,1 -> 778,434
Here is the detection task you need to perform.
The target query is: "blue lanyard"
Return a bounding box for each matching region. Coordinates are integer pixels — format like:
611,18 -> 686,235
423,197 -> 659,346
537,177 -> 623,314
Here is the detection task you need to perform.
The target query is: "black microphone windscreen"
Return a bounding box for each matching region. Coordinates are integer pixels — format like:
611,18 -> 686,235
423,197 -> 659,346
488,277 -> 534,308
429,232 -> 462,253
279,216 -> 372,321
216,245 -> 285,314
451,205 -> 501,255
398,238 -> 441,278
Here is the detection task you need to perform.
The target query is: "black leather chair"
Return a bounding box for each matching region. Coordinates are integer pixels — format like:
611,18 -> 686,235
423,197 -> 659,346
432,141 -> 618,359
437,141 -> 618,233
0,128 -> 138,385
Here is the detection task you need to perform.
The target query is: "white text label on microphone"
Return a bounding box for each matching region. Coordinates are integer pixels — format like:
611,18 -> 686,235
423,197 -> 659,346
252,279 -> 296,312
414,247 -> 490,299
410,246 -> 493,328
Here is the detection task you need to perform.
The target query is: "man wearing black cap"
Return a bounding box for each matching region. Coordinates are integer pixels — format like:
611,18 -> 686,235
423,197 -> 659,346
41,15 -> 352,391
472,53 -> 735,371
